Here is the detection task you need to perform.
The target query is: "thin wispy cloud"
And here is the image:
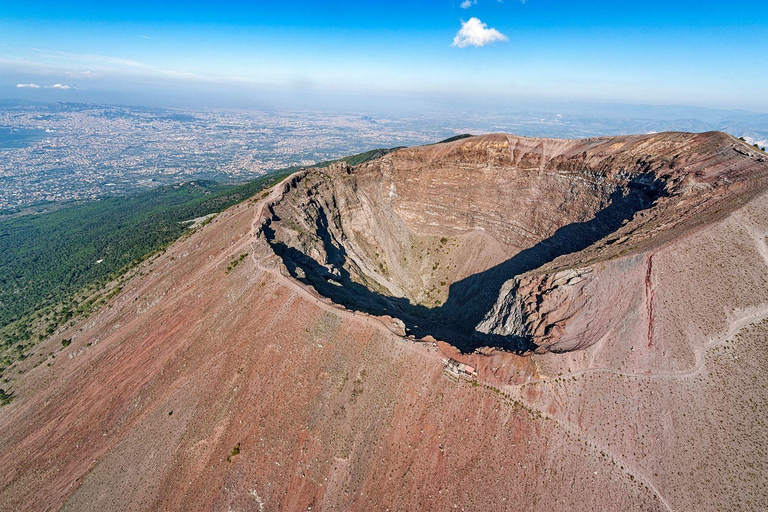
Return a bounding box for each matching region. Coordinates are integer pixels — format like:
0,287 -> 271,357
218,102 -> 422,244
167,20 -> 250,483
17,83 -> 41,88
460,0 -> 477,8
452,17 -> 508,48
46,84 -> 72,89
14,47 -> 210,83
29,47 -> 148,69
141,35 -> 151,40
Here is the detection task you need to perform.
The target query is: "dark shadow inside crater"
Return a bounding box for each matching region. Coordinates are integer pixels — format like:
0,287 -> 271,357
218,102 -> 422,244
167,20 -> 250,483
263,173 -> 667,354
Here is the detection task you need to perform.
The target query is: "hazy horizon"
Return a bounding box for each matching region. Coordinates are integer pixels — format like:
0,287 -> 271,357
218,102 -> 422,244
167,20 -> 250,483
2,0 -> 766,113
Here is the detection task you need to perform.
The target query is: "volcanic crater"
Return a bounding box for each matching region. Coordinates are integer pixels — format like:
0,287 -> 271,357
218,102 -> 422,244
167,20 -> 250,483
262,132 -> 768,354
5,131 -> 768,511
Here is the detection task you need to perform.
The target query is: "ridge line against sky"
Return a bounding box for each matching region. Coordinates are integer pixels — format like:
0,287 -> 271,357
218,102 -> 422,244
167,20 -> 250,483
0,0 -> 766,111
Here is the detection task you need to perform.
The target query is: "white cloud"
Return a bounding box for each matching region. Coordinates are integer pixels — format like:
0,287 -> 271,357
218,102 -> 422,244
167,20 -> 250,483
452,17 -> 508,48
16,82 -> 73,90
460,0 -> 476,8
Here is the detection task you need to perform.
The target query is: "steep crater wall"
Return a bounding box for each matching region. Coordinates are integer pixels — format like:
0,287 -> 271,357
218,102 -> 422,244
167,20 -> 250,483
263,132 -> 768,353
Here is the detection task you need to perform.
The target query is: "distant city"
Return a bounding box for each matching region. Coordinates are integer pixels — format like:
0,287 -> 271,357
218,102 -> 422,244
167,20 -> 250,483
1,100 -> 766,210
0,103 -> 456,210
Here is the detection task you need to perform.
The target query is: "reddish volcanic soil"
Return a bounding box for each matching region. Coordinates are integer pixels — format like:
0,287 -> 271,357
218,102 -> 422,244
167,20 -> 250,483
1,132 -> 768,511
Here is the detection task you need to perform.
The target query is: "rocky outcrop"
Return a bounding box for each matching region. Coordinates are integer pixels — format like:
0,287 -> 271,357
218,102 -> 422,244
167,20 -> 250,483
475,257 -> 652,353
475,268 -> 594,352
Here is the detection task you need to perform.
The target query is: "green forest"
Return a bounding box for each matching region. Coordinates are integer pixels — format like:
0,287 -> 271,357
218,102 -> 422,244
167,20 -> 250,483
0,171 -> 289,370
0,174 -> 292,326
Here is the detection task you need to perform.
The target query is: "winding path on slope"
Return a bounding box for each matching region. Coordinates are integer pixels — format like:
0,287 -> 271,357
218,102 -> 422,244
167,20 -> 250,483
245,179 -> 674,507
527,224 -> 768,384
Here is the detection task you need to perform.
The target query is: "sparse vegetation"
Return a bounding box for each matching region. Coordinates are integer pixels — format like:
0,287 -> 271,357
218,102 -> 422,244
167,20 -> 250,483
226,253 -> 249,274
0,387 -> 12,406
227,442 -> 241,462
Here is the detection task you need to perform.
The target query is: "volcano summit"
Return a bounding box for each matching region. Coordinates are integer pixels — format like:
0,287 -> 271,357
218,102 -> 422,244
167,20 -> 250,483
2,132 -> 768,511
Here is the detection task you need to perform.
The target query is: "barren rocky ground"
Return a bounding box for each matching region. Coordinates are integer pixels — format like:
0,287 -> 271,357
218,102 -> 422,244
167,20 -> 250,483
1,132 -> 767,511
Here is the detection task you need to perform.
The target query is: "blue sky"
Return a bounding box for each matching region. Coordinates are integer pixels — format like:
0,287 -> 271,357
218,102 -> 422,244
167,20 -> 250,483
0,0 -> 766,111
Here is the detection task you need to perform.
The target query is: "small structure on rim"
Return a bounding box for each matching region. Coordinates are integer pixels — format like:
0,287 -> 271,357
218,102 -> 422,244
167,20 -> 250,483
443,358 -> 477,378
